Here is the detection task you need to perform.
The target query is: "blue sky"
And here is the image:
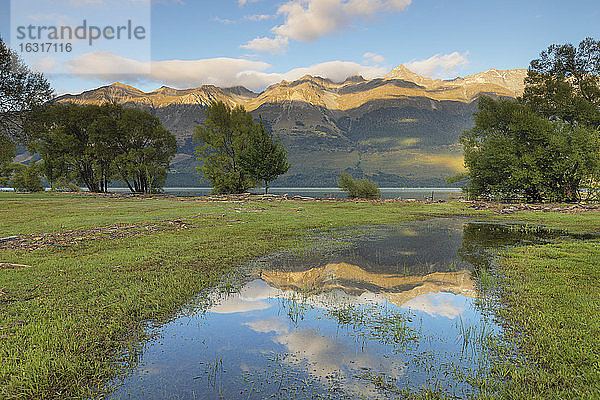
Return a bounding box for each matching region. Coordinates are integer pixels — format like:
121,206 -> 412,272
1,0 -> 598,94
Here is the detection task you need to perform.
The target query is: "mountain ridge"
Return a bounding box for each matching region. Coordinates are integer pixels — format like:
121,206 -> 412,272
57,65 -> 529,187
59,65 -> 527,109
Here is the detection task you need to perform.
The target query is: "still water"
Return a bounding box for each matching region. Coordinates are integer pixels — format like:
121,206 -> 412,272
111,187 -> 463,201
108,220 -> 572,399
0,187 -> 462,200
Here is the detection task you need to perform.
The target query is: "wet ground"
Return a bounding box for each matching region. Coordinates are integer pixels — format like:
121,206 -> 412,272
108,219 -> 582,399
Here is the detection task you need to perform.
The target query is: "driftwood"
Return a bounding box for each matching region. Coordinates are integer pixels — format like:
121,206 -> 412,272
460,200 -> 600,214
0,263 -> 32,269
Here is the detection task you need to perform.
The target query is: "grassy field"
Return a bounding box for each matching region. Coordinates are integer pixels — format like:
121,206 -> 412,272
1,193 -> 600,399
481,242 -> 600,400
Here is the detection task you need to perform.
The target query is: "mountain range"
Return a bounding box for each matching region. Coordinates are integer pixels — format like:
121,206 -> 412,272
58,66 -> 528,187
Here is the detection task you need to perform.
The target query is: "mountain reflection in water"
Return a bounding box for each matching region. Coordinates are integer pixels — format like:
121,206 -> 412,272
108,220 -> 572,400
260,263 -> 476,308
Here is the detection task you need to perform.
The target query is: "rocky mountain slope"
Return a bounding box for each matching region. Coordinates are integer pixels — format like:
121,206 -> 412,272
58,66 -> 528,187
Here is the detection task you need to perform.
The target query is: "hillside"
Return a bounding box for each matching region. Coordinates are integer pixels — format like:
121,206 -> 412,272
57,66 -> 528,187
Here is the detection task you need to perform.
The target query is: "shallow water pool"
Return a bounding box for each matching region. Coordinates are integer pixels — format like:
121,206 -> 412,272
108,219 -> 573,399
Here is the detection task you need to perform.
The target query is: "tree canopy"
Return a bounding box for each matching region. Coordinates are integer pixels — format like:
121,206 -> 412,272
524,37 -> 600,127
239,122 -> 289,194
461,97 -> 599,202
461,38 -> 600,203
194,101 -> 289,194
26,103 -> 176,193
113,107 -> 177,194
0,36 -> 53,180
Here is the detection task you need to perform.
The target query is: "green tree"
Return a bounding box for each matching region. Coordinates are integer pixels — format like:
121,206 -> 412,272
26,103 -> 103,192
194,101 -> 257,194
89,104 -> 122,193
9,162 -> 44,192
239,122 -> 289,194
27,103 -> 176,194
523,37 -> 600,127
0,36 -> 53,183
113,108 -> 177,194
461,97 -> 599,202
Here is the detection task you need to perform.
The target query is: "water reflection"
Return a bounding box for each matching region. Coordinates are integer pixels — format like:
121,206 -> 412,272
108,219 -> 572,400
261,263 -> 476,309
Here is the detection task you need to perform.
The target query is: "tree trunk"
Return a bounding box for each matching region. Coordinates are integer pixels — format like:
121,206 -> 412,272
124,179 -> 134,193
115,164 -> 135,193
264,180 -> 269,194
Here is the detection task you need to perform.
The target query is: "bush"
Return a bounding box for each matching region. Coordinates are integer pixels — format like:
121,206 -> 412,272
9,163 -> 44,192
54,178 -> 82,192
338,173 -> 381,200
461,97 -> 600,202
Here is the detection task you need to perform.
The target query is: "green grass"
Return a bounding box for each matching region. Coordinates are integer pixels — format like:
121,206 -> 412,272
2,192 -> 600,399
478,241 -> 600,400
0,193 -> 473,399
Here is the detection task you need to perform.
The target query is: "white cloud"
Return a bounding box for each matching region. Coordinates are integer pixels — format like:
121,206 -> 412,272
273,327 -> 405,397
238,0 -> 259,5
206,280 -> 281,314
244,0 -> 411,53
279,60 -> 385,82
241,36 -> 289,55
214,16 -> 235,24
245,14 -> 273,21
404,51 -> 470,79
65,51 -> 387,91
65,51 -> 149,75
401,293 -> 467,319
244,319 -> 289,335
363,52 -> 384,64
208,297 -> 272,314
275,0 -> 412,42
31,56 -> 57,73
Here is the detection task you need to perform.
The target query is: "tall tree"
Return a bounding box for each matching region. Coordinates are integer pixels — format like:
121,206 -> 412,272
27,103 -> 176,194
27,103 -> 103,192
0,36 -> 53,181
239,122 -> 289,194
113,108 -> 177,194
194,101 -> 256,194
523,37 -> 600,127
461,97 -> 599,202
89,104 -> 122,193
461,38 -> 600,202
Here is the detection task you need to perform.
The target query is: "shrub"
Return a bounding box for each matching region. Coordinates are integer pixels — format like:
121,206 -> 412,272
338,172 -> 381,200
10,163 -> 44,192
54,178 -> 82,192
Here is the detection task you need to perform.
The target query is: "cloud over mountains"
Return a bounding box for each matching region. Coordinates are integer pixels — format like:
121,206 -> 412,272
64,51 -> 388,91
405,52 -> 470,79
243,0 -> 412,54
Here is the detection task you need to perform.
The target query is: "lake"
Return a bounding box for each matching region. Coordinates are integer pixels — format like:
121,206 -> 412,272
114,187 -> 463,200
0,187 -> 463,200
